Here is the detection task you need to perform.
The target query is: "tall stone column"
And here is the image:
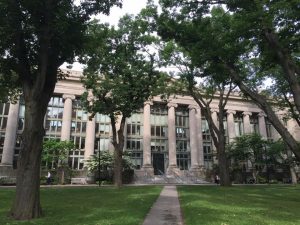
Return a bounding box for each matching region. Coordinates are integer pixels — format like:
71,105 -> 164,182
84,115 -> 96,165
142,101 -> 153,173
196,107 -> 204,167
211,108 -> 219,129
167,102 -> 178,174
0,101 -> 20,167
189,105 -> 200,170
258,112 -> 267,139
243,111 -> 252,134
61,94 -> 75,141
227,109 -> 236,142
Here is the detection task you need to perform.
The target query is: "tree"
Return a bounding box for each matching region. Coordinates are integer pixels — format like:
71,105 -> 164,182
0,0 -> 122,220
86,151 -> 134,183
42,139 -> 75,184
160,42 -> 234,186
81,12 -> 165,187
157,0 -> 300,161
268,140 -> 299,184
228,133 -> 268,183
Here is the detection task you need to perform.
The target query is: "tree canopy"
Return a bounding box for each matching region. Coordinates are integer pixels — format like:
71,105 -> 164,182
157,0 -> 300,160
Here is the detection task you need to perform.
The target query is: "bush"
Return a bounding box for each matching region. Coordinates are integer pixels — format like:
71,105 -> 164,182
0,177 -> 16,185
257,176 -> 267,184
87,151 -> 135,184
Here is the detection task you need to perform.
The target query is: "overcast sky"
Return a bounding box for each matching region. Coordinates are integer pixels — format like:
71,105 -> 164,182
97,0 -> 153,25
61,0 -> 156,71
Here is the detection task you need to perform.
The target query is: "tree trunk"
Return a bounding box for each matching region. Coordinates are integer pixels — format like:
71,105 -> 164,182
10,97 -> 49,219
111,115 -> 126,188
289,166 -> 298,185
114,149 -> 123,188
217,138 -> 231,186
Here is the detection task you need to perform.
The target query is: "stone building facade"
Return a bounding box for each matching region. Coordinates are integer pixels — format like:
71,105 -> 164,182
0,70 -> 299,179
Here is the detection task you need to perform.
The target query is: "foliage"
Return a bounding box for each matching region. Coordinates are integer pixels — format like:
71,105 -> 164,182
42,139 -> 75,169
86,151 -> 134,172
157,0 -> 300,160
80,10 -> 166,187
228,133 -> 268,164
81,15 -> 166,120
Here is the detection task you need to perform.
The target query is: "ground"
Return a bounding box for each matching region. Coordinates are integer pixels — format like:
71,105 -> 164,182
1,185 -> 299,225
0,186 -> 162,225
178,185 -> 300,225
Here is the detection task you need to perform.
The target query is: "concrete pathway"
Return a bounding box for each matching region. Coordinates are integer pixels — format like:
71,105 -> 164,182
143,185 -> 184,225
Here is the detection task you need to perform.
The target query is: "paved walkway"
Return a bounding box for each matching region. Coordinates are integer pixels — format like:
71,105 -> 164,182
143,185 -> 184,225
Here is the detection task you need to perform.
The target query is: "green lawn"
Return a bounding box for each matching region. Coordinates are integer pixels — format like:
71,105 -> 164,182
178,185 -> 300,225
0,186 -> 162,225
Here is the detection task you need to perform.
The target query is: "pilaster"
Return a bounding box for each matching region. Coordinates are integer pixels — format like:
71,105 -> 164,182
142,101 -> 153,173
0,101 -> 20,166
226,109 -> 236,142
243,111 -> 252,134
167,102 -> 178,174
258,112 -> 268,139
61,94 -> 75,141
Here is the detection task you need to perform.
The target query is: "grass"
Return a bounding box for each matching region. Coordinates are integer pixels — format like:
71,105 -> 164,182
178,185 -> 300,225
0,186 -> 162,225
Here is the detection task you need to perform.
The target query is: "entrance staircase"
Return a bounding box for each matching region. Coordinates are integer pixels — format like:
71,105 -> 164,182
134,170 -> 210,184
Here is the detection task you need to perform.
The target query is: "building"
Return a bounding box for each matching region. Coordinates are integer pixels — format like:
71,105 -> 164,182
0,70 -> 299,181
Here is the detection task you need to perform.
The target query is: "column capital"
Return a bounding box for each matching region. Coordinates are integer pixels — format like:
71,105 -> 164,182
210,107 -> 219,113
144,101 -> 153,106
167,102 -> 178,108
63,94 -> 76,100
188,104 -> 199,110
226,109 -> 236,115
258,111 -> 266,117
243,111 -> 252,116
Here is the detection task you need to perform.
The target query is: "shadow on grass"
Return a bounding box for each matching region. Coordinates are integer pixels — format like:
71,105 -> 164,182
0,186 -> 162,225
178,185 -> 300,225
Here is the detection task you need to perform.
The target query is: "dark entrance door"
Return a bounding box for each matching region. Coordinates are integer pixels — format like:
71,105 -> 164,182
153,153 -> 164,175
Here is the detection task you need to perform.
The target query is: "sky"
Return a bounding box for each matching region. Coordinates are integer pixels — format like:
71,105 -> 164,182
61,0 -> 153,71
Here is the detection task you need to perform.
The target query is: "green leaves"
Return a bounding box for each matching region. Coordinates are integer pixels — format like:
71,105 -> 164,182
42,139 -> 75,169
86,151 -> 134,172
81,13 -> 165,119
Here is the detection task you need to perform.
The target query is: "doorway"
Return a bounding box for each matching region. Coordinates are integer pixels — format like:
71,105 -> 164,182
153,153 -> 165,175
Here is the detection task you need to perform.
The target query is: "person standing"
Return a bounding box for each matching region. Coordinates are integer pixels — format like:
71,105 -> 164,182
47,171 -> 51,185
215,174 -> 220,184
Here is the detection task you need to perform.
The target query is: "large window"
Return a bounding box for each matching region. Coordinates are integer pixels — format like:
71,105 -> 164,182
69,99 -> 87,170
234,112 -> 244,137
176,106 -> 190,170
150,104 -> 168,170
177,153 -> 190,170
202,116 -> 213,169
44,96 -> 64,138
126,112 -> 143,169
150,104 -> 168,150
250,114 -> 259,134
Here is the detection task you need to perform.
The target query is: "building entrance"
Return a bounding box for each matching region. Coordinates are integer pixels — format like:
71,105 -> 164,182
153,153 -> 165,175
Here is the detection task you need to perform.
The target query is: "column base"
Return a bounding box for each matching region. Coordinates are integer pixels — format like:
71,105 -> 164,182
167,165 -> 180,176
189,165 -> 206,178
141,164 -> 154,177
0,164 -> 15,177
